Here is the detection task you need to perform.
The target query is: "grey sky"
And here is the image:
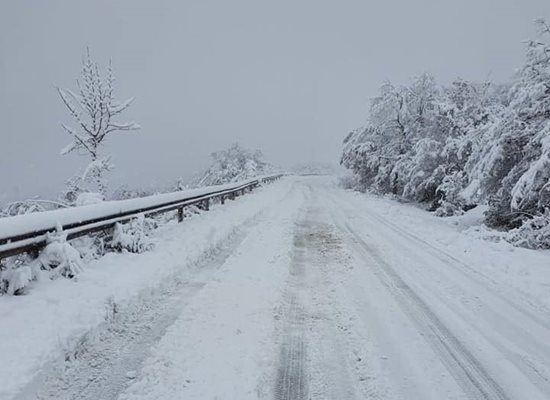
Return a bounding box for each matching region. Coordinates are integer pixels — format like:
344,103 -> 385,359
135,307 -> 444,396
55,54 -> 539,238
1,0 -> 549,203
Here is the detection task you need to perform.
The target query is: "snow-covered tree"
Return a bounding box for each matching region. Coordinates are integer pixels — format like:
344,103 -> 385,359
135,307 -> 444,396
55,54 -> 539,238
341,19 -> 550,248
57,48 -> 140,198
342,74 -> 442,199
471,19 -> 550,228
196,143 -> 274,187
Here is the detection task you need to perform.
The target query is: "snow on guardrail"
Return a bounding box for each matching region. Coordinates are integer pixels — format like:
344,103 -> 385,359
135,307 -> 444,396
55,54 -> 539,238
0,174 -> 283,261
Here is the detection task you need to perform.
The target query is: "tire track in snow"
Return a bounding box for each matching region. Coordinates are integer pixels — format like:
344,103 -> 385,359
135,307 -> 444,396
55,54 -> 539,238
274,224 -> 309,400
338,218 -> 511,400
304,219 -> 373,400
363,208 -> 550,331
15,223 -> 257,400
274,185 -> 376,400
352,203 -> 550,395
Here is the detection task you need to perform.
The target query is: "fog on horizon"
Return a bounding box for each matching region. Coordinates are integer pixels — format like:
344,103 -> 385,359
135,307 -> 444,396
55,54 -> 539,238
1,0 -> 549,204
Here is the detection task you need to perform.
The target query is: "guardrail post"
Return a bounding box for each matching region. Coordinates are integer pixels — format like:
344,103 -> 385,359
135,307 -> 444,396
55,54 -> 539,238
221,195 -> 225,205
178,207 -> 184,222
204,198 -> 210,211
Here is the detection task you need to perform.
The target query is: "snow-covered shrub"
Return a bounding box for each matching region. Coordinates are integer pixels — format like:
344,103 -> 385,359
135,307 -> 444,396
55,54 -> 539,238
0,265 -> 34,295
505,210 -> 550,249
0,255 -> 39,295
0,228 -> 85,294
0,199 -> 68,218
110,215 -> 155,253
435,201 -> 462,217
196,143 -> 275,187
0,201 -> 46,218
338,173 -> 359,190
71,235 -> 106,263
112,185 -> 156,201
434,171 -> 469,216
38,230 -> 83,279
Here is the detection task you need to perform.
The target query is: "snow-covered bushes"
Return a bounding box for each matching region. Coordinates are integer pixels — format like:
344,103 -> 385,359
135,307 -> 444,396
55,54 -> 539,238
0,228 -> 83,295
39,230 -> 83,279
506,211 -> 550,249
110,215 -> 156,253
0,256 -> 37,295
0,200 -> 68,218
0,213 -> 164,295
341,19 -> 550,248
338,173 -> 360,190
196,143 -> 274,187
434,172 -> 470,216
0,201 -> 47,218
112,185 -> 156,201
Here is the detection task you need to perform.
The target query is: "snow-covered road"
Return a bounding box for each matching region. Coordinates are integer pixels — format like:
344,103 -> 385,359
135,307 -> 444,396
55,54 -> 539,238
15,176 -> 550,400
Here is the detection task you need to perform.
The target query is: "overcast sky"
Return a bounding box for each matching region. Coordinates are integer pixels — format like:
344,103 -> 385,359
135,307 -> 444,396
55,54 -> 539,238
1,0 -> 549,203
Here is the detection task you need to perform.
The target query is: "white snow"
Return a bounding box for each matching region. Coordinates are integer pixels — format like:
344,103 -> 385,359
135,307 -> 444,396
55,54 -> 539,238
75,192 -> 104,207
117,176 -> 550,399
119,182 -> 303,400
0,178 -> 291,400
351,191 -> 550,310
331,180 -> 550,399
3,176 -> 550,400
0,177 -> 264,241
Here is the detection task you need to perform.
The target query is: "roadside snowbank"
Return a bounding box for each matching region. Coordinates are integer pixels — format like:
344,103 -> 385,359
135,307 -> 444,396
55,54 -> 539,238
0,178 -> 292,400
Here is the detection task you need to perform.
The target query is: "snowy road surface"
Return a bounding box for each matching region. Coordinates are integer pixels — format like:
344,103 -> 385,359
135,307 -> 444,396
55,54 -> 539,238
12,176 -> 550,400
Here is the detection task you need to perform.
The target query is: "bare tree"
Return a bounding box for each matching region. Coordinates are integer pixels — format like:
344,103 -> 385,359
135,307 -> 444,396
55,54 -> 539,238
57,48 -> 140,197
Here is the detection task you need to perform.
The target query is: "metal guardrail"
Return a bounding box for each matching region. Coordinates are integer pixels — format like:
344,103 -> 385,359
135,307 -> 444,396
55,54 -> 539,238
0,174 -> 283,262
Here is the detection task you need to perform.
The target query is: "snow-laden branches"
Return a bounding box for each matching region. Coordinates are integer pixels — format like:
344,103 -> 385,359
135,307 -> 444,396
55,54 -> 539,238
57,48 -> 139,197
195,143 -> 275,187
341,19 -> 550,248
0,199 -> 68,218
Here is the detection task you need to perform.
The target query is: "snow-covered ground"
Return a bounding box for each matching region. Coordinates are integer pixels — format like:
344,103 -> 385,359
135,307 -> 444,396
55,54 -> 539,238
1,179 -> 294,400
4,176 -> 550,400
